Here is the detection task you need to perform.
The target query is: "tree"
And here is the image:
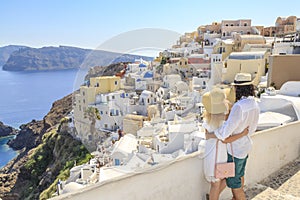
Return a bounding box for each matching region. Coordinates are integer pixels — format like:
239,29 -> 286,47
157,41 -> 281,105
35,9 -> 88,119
84,107 -> 101,135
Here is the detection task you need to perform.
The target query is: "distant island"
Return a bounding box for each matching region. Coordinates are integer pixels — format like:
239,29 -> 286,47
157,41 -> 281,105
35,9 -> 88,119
1,45 -> 153,71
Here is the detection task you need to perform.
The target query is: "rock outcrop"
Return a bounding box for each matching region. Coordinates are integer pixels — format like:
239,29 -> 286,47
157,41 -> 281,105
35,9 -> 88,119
0,93 -> 77,200
0,122 -> 18,137
0,45 -> 27,67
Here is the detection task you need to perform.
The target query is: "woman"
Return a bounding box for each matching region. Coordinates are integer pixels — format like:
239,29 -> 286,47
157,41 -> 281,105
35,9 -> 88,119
200,87 -> 248,200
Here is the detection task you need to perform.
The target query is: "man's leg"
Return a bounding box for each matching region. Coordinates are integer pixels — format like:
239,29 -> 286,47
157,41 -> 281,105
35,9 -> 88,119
226,154 -> 248,200
232,188 -> 246,200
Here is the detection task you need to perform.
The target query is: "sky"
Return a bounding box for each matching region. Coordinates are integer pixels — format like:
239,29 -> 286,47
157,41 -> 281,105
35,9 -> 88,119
1,0 -> 300,51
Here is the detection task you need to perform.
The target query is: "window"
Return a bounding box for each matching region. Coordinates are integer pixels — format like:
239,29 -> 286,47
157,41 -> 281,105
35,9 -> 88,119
100,111 -> 103,115
185,61 -> 187,65
79,105 -> 81,111
96,83 -> 99,87
231,24 -> 233,26
83,99 -> 85,104
115,159 -> 120,166
244,23 -> 247,26
147,99 -> 150,103
112,95 -> 115,100
225,24 -> 228,26
82,91 -> 85,96
115,81 -> 118,85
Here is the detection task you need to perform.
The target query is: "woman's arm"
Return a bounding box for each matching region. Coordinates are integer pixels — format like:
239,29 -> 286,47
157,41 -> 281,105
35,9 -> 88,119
205,127 -> 249,142
222,127 -> 249,143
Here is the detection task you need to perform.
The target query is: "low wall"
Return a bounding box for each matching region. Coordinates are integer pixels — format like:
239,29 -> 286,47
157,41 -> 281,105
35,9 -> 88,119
53,121 -> 300,200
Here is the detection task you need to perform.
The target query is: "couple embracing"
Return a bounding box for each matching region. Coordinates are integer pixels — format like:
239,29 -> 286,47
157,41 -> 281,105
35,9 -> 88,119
200,74 -> 260,200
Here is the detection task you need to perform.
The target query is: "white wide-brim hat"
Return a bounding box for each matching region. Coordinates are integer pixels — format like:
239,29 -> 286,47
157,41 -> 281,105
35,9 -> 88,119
231,73 -> 254,86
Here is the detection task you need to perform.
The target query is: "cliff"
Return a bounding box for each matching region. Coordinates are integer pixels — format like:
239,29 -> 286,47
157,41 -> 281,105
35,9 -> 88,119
2,45 -> 153,71
2,46 -> 90,71
0,94 -> 91,200
85,62 -> 129,81
0,122 -> 18,137
0,45 -> 27,67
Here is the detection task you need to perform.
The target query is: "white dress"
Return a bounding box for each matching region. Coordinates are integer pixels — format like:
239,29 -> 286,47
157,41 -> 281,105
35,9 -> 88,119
199,121 -> 228,182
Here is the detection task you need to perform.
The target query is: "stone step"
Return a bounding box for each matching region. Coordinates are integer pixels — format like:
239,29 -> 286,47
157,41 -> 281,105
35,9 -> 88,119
252,187 -> 300,200
276,170 -> 300,198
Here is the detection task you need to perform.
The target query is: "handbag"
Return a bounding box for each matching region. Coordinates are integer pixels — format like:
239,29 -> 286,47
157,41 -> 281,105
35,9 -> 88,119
214,140 -> 235,179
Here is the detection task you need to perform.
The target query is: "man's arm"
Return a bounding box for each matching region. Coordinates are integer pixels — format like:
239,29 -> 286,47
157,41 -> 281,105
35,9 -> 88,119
222,127 -> 248,143
205,127 -> 249,142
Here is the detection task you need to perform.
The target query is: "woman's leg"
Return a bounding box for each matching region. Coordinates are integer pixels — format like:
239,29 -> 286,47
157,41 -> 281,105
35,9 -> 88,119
210,181 -> 221,200
219,178 -> 227,193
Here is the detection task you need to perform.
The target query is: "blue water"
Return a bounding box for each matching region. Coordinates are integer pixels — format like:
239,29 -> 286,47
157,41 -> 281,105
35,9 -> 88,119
0,68 -> 79,168
0,68 -> 79,128
0,135 -> 18,168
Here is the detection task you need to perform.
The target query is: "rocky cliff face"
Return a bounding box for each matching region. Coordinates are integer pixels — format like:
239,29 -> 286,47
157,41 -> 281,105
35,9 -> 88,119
0,122 -> 18,137
0,94 -> 76,200
0,45 -> 27,67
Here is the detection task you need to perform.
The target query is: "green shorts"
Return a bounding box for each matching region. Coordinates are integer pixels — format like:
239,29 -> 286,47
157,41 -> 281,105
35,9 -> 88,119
226,153 -> 248,189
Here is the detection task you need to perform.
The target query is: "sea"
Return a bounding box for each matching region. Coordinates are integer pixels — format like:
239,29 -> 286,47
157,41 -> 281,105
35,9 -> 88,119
0,67 -> 81,169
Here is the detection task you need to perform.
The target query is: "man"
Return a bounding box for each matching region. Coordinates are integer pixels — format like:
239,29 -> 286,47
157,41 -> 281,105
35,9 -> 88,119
214,73 -> 260,200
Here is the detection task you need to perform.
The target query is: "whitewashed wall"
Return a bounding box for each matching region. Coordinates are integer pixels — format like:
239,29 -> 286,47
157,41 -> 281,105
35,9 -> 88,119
52,121 -> 300,200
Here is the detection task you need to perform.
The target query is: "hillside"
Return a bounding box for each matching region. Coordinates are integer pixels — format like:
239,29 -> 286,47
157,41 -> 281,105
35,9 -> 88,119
0,94 -> 92,200
2,45 -> 153,71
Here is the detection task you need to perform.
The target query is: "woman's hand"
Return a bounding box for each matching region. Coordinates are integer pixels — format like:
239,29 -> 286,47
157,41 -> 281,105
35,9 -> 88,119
205,129 -> 217,139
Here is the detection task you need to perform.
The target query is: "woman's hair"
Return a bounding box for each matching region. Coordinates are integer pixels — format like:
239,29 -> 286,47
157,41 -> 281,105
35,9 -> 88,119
203,110 -> 226,130
235,84 -> 255,101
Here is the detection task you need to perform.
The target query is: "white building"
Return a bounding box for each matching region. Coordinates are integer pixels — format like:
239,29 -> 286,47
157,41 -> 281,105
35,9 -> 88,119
110,134 -> 137,166
94,90 -> 134,131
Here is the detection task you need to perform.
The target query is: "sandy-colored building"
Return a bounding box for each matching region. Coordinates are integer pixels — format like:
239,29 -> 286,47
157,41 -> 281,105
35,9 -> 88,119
221,19 -> 252,38
268,54 -> 300,89
222,51 -> 268,85
212,39 -> 234,60
123,114 -> 148,136
263,16 -> 300,37
234,34 -> 266,52
197,22 -> 221,42
73,76 -> 121,148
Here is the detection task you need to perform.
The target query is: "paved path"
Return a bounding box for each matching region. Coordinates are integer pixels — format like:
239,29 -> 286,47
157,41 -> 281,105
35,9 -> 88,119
245,157 -> 300,199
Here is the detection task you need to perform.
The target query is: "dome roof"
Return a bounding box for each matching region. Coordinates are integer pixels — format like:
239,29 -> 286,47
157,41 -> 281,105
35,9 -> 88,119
139,63 -> 147,68
143,71 -> 153,78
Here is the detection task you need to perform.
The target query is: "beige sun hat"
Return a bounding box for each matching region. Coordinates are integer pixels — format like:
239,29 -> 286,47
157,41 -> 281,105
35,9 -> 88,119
202,88 -> 228,114
224,87 -> 236,104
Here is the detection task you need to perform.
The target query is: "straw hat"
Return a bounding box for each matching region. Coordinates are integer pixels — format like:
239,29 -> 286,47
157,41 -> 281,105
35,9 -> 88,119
202,88 -> 228,114
224,87 -> 236,104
